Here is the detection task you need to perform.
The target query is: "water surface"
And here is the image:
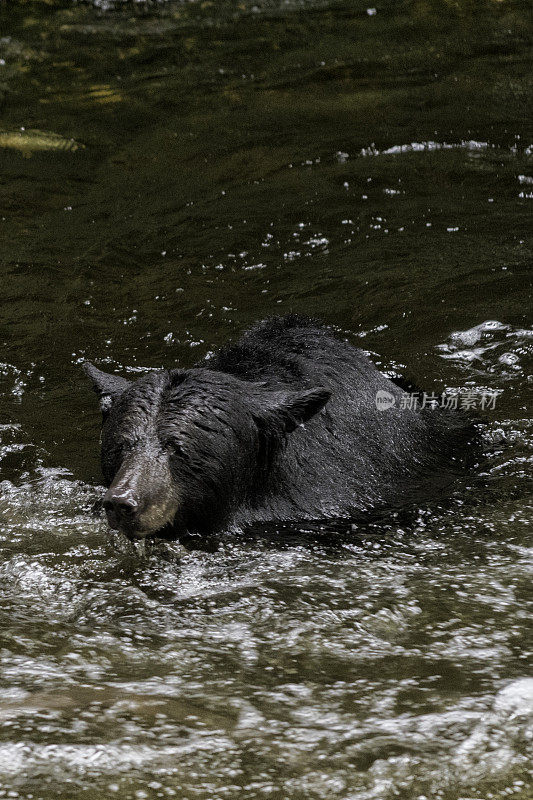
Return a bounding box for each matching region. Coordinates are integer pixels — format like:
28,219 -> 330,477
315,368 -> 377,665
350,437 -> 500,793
0,0 -> 532,798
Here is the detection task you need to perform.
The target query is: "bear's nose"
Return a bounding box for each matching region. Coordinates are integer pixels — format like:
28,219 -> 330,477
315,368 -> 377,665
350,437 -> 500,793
103,488 -> 139,518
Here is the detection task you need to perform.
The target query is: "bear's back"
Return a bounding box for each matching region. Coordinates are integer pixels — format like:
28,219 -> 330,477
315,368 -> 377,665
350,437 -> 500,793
207,314 -> 374,388
208,316 -> 479,525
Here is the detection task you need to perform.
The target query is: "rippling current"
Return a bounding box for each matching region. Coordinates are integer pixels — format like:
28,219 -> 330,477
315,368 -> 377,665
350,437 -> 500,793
0,0 -> 532,798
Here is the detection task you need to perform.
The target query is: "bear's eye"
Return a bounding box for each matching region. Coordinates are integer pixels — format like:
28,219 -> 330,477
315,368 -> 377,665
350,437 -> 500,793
165,437 -> 186,459
111,432 -> 142,453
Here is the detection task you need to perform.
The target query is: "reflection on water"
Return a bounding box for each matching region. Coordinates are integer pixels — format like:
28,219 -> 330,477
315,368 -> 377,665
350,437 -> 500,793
0,0 -> 531,797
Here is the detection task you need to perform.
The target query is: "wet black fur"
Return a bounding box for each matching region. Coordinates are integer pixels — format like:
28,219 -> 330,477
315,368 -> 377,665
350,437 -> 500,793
87,315 -> 480,538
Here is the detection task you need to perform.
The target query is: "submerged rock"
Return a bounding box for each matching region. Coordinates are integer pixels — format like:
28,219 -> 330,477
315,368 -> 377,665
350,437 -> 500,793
0,128 -> 83,156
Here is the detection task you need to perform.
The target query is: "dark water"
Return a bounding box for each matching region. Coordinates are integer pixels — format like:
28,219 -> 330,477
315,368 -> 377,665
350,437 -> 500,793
0,0 -> 532,797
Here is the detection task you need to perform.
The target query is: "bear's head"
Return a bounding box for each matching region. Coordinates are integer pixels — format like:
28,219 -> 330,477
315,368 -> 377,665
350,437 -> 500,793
84,364 -> 330,539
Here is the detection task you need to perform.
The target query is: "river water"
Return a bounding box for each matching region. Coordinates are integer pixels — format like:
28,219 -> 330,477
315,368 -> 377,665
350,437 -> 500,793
0,1 -> 532,798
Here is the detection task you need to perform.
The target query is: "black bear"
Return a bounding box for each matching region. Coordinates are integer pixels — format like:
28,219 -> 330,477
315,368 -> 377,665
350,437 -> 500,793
84,315 -> 478,540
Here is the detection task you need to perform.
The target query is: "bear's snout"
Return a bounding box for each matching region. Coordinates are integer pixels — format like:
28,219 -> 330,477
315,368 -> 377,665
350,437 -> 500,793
103,486 -> 139,531
103,452 -> 181,539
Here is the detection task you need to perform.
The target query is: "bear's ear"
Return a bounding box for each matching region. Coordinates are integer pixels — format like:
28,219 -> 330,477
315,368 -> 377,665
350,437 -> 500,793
254,387 -> 331,436
83,363 -> 131,413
